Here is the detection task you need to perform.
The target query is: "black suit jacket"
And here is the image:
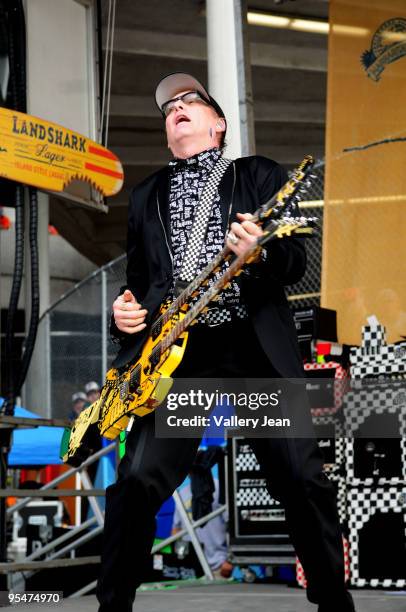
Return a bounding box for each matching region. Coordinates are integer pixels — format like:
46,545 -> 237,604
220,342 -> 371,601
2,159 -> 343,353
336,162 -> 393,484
111,155 -> 306,377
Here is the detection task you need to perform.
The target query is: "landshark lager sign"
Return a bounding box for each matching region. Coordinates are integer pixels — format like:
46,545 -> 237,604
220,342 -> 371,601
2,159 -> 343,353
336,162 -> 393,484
0,107 -> 124,196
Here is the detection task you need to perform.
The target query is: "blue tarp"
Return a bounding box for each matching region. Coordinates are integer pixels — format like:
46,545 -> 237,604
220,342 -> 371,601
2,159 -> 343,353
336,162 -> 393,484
0,399 -> 64,466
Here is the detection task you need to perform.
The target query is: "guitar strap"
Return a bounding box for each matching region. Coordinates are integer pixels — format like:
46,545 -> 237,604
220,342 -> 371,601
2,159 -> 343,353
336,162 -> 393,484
174,156 -> 232,296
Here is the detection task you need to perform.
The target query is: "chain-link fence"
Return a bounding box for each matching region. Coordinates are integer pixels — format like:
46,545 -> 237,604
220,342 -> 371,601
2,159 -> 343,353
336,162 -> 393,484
39,168 -> 324,420
39,256 -> 126,420
286,162 -> 325,309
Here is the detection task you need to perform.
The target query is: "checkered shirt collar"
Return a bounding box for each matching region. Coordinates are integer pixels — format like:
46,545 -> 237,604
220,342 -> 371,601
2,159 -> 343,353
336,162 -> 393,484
168,147 -> 221,172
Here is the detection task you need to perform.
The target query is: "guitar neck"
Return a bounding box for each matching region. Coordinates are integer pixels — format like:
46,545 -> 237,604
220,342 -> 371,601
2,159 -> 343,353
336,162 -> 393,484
156,216 -> 317,356
160,239 -> 260,352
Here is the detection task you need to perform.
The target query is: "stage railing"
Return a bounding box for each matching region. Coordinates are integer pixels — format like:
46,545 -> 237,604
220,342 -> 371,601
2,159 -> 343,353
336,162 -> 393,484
3,436 -> 222,594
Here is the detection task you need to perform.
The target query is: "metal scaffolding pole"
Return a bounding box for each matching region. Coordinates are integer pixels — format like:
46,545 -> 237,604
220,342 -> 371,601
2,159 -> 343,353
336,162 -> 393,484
206,0 -> 255,159
101,268 -> 108,378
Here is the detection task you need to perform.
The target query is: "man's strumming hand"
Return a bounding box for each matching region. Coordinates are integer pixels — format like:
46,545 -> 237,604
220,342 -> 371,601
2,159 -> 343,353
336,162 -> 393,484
226,212 -> 263,259
113,289 -> 148,334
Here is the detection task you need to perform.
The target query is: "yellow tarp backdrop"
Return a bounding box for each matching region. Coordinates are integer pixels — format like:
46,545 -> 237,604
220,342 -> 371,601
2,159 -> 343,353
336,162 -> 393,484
323,0 -> 406,344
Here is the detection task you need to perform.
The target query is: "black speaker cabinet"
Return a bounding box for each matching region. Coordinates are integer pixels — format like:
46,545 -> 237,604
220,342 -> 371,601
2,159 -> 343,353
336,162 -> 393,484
348,486 -> 406,587
344,383 -> 406,486
304,361 -> 348,417
227,437 -> 295,565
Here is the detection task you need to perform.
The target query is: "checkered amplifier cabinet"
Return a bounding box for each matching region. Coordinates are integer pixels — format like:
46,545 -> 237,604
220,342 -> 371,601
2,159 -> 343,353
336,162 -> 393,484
348,486 -> 406,588
362,323 -> 387,350
313,413 -> 348,526
343,382 -> 406,486
304,362 -> 348,417
227,437 -> 295,565
314,415 -> 348,527
328,473 -> 348,527
350,323 -> 406,378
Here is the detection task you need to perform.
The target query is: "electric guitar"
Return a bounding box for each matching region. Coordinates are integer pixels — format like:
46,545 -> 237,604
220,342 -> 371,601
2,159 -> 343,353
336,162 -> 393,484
60,156 -> 320,466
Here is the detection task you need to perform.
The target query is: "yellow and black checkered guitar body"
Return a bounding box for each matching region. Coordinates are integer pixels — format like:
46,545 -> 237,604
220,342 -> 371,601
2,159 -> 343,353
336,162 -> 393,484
60,304 -> 188,465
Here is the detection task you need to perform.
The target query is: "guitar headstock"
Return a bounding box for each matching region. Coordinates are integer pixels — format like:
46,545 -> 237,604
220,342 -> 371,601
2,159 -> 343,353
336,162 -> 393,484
258,155 -> 317,223
260,215 -> 318,245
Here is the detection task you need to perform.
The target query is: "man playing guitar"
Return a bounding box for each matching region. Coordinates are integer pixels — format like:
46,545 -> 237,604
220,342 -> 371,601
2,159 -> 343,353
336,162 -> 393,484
96,72 -> 356,612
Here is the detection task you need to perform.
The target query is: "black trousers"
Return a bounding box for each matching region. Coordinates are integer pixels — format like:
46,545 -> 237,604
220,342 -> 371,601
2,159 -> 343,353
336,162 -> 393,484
96,319 -> 353,611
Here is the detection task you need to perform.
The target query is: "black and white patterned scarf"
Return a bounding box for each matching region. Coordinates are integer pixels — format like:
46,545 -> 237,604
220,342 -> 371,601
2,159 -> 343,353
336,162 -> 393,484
168,147 -> 244,309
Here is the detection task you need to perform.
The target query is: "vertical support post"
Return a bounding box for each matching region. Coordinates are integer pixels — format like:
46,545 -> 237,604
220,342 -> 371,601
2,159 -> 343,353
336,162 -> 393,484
22,191 -> 51,416
45,312 -> 51,414
101,268 -> 107,379
75,472 -> 82,527
0,217 -> 2,392
79,469 -> 104,527
172,490 -> 214,581
206,0 -> 255,159
0,429 -> 12,591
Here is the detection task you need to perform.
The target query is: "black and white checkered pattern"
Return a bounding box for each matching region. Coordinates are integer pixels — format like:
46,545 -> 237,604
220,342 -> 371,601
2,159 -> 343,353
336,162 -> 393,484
168,148 -> 243,308
235,451 -> 261,472
351,362 -> 406,378
229,438 -> 290,540
202,304 -> 248,326
343,384 -> 406,486
350,340 -> 406,378
328,473 -> 348,526
348,486 -> 406,588
362,325 -> 387,350
178,156 -> 232,282
343,383 -> 406,434
351,343 -> 406,366
236,486 -> 277,507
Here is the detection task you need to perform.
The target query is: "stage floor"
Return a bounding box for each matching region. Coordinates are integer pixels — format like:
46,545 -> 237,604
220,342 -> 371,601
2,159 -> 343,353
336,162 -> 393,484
8,583 -> 406,612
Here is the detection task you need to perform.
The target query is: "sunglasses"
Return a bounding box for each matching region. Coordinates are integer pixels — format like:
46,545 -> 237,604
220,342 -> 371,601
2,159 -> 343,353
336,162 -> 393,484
161,90 -> 211,118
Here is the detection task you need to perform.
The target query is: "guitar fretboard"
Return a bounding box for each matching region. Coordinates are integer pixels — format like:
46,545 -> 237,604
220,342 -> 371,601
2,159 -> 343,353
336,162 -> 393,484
149,216 -> 317,366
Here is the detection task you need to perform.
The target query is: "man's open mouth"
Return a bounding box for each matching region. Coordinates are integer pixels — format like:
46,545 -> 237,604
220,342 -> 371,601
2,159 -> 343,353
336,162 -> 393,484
175,114 -> 190,125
